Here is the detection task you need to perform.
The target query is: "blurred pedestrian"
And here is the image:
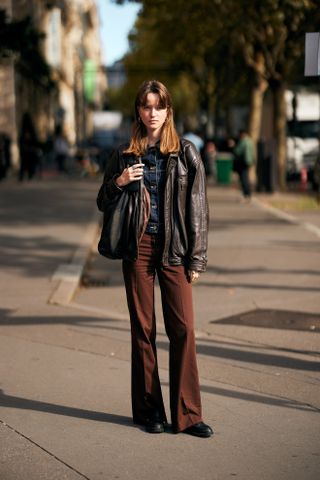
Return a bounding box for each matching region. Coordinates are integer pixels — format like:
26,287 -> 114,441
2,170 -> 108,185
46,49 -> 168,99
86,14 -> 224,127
97,80 -> 213,438
0,133 -> 11,181
233,130 -> 254,200
18,113 -> 40,181
183,124 -> 204,153
313,151 -> 320,204
53,125 -> 69,173
202,139 -> 217,178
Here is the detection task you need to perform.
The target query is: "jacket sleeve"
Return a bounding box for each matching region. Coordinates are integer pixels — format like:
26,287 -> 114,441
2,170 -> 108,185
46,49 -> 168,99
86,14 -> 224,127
96,148 -> 125,212
184,141 -> 209,272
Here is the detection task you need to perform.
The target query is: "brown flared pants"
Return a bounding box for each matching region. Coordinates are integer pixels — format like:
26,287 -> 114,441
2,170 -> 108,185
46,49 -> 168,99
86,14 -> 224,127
122,232 -> 202,432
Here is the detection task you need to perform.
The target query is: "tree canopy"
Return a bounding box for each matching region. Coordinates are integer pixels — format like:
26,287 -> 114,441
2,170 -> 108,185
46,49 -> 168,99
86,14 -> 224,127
111,0 -> 319,118
111,0 -> 320,188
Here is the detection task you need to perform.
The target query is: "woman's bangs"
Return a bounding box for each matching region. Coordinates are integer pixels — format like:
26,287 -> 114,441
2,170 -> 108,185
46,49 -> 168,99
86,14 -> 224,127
138,88 -> 169,109
157,92 -> 169,109
137,91 -> 148,108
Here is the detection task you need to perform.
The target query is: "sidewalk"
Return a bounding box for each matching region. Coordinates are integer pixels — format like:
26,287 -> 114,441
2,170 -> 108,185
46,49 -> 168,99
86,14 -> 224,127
0,177 -> 319,480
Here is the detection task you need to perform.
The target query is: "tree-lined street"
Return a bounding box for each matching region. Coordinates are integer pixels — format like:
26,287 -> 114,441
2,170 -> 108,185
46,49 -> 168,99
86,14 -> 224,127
0,176 -> 319,479
1,3 -> 320,478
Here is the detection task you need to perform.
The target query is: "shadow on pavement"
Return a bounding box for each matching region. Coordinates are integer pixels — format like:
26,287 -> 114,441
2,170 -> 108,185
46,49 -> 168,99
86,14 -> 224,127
0,389 -> 134,428
205,265 -> 320,276
81,254 -> 124,288
157,341 -> 320,372
66,322 -> 319,357
270,239 -> 320,251
196,384 -> 319,412
0,181 -> 98,227
1,310 -> 319,373
81,262 -> 320,289
210,216 -> 288,230
196,280 -> 320,293
1,382 -> 317,426
0,234 -> 79,277
160,381 -> 319,413
0,310 -> 122,327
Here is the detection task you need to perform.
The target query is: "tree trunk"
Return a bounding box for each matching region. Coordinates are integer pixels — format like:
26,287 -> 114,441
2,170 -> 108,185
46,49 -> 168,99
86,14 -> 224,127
248,71 -> 268,146
247,53 -> 268,188
198,69 -> 213,140
213,93 -> 220,139
272,82 -> 287,191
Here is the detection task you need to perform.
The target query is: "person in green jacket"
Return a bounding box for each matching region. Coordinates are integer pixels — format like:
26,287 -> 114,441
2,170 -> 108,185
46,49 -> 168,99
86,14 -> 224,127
233,130 -> 254,200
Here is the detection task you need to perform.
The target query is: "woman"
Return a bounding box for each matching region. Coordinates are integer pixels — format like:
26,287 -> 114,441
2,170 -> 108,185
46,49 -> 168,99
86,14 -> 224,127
53,125 -> 69,173
232,130 -> 254,200
18,113 -> 40,181
97,80 -> 213,438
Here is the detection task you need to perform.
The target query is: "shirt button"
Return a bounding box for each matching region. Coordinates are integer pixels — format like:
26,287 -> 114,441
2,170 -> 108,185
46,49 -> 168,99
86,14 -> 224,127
151,204 -> 157,209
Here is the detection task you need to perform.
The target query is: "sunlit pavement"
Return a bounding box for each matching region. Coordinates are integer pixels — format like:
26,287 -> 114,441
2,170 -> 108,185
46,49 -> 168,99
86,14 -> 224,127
0,177 -> 319,480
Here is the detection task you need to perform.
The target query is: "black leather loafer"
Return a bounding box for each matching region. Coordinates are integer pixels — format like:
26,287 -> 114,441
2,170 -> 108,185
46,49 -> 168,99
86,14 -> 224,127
183,422 -> 213,438
144,411 -> 165,434
145,419 -> 165,433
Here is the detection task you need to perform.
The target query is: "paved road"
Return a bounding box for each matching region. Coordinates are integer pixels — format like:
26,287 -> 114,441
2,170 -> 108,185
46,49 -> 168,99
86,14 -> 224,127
0,177 -> 319,480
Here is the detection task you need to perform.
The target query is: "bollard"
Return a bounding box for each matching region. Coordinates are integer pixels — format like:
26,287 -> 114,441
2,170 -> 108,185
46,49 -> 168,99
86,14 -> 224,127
299,166 -> 308,192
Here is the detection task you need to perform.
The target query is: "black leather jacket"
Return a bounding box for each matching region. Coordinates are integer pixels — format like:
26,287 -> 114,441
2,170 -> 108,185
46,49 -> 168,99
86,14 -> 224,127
97,138 -> 209,272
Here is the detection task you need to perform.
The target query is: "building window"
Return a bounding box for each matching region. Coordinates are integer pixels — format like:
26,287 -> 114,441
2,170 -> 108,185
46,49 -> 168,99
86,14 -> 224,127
46,8 -> 61,67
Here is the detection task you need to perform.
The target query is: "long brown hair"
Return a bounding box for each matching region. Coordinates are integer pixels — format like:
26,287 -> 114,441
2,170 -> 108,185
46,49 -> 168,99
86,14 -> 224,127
124,80 -> 180,156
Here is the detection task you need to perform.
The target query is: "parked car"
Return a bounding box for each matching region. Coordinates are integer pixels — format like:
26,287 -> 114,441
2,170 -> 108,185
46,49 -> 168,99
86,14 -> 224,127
286,91 -> 320,182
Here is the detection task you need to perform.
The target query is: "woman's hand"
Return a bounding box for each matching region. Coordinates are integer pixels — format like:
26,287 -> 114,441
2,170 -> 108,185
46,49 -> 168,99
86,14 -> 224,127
188,270 -> 200,283
116,163 -> 144,187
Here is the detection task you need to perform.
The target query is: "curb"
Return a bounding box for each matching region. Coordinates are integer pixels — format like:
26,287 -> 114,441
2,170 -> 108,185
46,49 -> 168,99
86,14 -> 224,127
252,197 -> 320,239
47,192 -> 319,306
48,209 -> 101,305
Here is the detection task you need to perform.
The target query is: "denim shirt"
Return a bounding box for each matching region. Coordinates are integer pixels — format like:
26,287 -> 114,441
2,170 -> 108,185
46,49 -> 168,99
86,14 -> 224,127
142,143 -> 167,234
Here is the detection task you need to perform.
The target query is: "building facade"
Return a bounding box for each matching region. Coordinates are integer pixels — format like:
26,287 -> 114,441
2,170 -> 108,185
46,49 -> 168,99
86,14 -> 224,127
0,0 -> 106,167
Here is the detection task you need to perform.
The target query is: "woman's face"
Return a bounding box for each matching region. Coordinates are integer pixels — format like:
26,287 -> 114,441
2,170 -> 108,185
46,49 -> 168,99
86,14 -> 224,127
138,93 -> 167,137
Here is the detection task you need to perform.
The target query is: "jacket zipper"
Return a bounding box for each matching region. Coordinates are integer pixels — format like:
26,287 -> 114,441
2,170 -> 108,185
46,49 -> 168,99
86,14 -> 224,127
134,156 -> 142,261
162,153 -> 177,265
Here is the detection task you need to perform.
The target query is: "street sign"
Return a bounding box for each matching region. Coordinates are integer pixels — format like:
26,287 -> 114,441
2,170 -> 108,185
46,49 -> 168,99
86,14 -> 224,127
305,32 -> 320,76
